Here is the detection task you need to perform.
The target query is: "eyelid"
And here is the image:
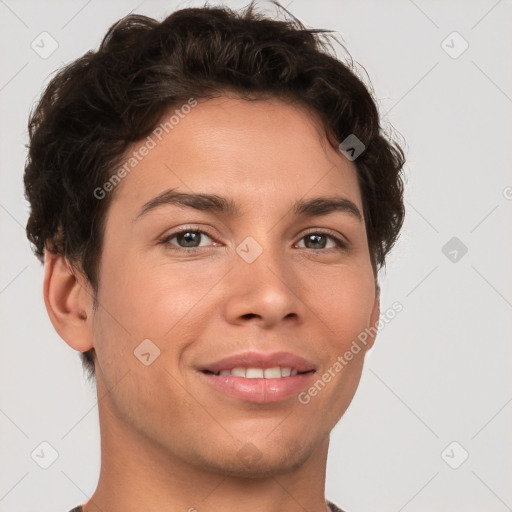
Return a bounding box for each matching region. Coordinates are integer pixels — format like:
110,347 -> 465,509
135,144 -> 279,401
159,225 -> 217,245
160,225 -> 349,254
297,228 -> 348,249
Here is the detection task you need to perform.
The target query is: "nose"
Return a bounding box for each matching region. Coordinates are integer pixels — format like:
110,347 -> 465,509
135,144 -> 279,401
221,242 -> 307,329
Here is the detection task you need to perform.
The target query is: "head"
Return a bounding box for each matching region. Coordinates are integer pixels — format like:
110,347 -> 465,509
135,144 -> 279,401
24,2 -> 405,474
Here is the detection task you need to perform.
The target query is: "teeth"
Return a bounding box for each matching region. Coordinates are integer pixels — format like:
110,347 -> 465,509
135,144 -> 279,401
246,368 -> 264,378
263,367 -> 281,378
213,366 -> 301,378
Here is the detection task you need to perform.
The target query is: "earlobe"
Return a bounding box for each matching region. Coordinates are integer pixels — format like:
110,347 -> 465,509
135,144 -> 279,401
43,249 -> 94,352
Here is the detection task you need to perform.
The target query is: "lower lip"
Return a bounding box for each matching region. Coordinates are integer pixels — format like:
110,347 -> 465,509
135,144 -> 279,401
199,371 -> 316,403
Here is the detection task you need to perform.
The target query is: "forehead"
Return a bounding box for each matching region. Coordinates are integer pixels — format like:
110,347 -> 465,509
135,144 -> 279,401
110,96 -> 362,215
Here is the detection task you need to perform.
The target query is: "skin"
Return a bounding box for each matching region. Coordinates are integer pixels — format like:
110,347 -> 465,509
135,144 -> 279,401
44,96 -> 380,512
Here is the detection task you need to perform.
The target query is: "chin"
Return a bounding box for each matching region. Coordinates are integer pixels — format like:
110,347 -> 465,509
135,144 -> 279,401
194,437 -> 317,478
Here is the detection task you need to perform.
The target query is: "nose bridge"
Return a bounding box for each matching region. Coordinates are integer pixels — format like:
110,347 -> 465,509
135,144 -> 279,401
222,230 -> 305,326
236,231 -> 288,287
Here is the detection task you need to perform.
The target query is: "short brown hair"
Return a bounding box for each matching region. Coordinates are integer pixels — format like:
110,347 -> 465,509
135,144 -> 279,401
24,1 -> 406,381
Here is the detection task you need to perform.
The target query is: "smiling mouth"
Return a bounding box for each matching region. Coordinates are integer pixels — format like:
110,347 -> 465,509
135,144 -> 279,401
199,367 -> 317,403
202,368 -> 315,378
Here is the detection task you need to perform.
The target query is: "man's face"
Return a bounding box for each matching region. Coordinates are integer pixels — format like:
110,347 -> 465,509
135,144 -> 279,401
90,96 -> 379,476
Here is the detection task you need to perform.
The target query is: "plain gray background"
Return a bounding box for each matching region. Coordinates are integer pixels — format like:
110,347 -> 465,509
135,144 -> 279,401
1,0 -> 511,511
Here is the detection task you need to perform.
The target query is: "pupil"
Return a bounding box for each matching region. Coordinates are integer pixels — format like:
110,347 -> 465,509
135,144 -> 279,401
175,233 -> 327,249
307,234 -> 326,249
179,231 -> 200,247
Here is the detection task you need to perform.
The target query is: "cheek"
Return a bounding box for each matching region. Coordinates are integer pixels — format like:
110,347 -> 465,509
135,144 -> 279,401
308,264 -> 376,345
96,252 -> 224,355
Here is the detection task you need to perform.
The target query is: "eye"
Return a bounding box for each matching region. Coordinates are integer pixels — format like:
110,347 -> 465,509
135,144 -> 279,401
160,228 -> 216,251
296,231 -> 347,251
159,227 -> 348,253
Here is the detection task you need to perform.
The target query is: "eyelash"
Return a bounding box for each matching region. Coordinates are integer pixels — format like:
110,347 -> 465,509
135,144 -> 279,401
159,226 -> 348,254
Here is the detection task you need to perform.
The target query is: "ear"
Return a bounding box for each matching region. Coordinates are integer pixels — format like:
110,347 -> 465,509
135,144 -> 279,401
365,280 -> 381,351
43,249 -> 95,352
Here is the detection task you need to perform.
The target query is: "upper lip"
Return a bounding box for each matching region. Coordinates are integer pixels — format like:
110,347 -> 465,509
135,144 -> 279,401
199,351 -> 317,373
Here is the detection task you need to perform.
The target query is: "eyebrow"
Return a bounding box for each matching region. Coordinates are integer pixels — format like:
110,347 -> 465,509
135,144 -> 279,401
134,188 -> 363,223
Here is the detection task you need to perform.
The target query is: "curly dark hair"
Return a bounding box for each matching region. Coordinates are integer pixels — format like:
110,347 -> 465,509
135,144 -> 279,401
23,1 -> 406,381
